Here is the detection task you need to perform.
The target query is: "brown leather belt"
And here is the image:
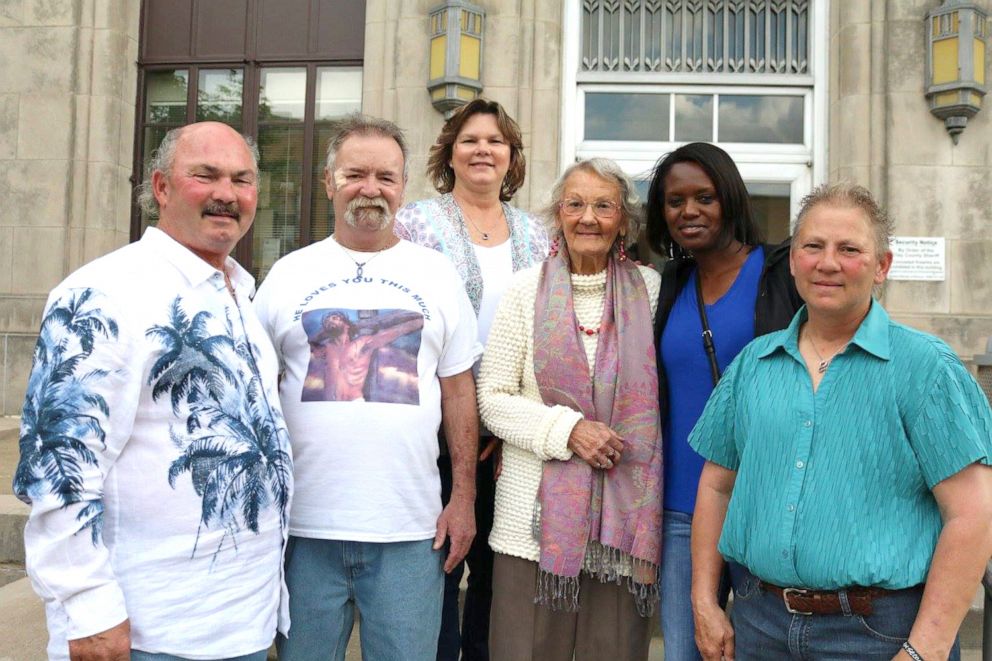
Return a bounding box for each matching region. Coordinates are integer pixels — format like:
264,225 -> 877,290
759,581 -> 895,616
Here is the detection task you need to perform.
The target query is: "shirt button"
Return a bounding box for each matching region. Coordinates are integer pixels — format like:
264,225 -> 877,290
803,420 -> 812,428
796,460 -> 805,469
787,504 -> 795,512
781,550 -> 789,558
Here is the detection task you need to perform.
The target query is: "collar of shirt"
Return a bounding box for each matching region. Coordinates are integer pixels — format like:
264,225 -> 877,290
141,226 -> 256,298
757,299 -> 891,364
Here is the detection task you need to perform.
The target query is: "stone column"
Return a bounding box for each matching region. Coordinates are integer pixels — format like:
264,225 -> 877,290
0,0 -> 138,414
830,0 -> 992,360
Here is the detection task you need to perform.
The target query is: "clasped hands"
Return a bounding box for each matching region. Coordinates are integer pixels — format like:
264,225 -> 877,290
567,419 -> 623,469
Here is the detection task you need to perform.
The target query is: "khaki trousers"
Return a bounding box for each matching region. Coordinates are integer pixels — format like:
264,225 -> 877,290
489,552 -> 652,661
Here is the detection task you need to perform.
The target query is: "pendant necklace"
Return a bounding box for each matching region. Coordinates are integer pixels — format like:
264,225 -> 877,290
334,235 -> 386,282
805,328 -> 845,374
462,205 -> 505,242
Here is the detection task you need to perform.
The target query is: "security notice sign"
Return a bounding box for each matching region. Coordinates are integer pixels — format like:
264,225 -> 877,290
889,237 -> 945,281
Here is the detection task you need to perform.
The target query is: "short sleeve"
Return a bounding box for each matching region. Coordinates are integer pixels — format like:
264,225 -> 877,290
688,354 -> 745,471
905,354 -> 992,489
437,268 -> 482,377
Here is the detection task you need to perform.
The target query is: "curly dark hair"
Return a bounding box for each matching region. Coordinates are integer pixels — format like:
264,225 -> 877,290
645,142 -> 761,258
426,98 -> 526,201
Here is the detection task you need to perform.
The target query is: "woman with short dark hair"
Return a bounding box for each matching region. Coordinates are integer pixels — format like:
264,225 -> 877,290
645,142 -> 803,660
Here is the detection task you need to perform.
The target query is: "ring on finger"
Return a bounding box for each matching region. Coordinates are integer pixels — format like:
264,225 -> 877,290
607,449 -> 616,458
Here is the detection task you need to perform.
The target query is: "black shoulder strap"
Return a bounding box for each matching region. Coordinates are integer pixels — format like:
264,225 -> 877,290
694,274 -> 721,387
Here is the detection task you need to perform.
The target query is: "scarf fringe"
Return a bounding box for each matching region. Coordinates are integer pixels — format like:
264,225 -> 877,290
535,569 -> 581,612
535,541 -> 660,617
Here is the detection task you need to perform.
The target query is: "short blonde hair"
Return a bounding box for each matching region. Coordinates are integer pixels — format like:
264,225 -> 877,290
793,183 -> 894,258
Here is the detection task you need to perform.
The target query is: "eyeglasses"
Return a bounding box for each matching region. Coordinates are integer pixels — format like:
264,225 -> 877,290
559,199 -> 620,220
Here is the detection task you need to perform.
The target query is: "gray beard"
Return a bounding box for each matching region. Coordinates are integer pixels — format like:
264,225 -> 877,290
343,199 -> 392,231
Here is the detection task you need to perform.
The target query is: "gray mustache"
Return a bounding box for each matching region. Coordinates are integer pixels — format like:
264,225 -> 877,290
203,201 -> 240,219
348,197 -> 389,214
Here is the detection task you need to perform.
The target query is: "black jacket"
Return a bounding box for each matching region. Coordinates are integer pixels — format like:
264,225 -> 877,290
653,240 -> 804,424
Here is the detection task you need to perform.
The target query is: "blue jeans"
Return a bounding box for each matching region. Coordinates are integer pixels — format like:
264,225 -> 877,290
660,510 -> 729,661
276,536 -> 444,661
131,652 -> 267,661
729,563 -> 961,660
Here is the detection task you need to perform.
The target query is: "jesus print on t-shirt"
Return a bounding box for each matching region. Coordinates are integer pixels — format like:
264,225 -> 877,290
301,308 -> 423,404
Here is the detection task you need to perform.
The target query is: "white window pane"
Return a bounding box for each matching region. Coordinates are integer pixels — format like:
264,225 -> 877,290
259,68 -> 307,121
197,69 -> 243,127
746,182 -> 792,243
316,68 -> 363,120
718,95 -> 803,143
584,93 -> 669,141
146,70 -> 188,123
674,94 -> 713,142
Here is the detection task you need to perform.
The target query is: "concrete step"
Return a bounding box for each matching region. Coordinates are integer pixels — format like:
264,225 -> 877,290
0,495 -> 28,563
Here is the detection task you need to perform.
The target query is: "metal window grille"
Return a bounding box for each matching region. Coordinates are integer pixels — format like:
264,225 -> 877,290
580,0 -> 810,74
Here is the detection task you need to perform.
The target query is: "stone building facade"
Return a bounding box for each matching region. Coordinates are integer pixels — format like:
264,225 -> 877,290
0,0 -> 990,414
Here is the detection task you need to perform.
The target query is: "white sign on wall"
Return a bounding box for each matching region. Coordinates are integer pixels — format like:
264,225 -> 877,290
888,237 -> 946,281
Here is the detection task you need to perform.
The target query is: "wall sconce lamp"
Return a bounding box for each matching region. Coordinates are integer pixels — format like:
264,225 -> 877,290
428,0 -> 485,117
925,0 -> 989,144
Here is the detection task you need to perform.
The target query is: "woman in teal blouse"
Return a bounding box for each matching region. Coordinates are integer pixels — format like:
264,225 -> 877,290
689,183 -> 992,661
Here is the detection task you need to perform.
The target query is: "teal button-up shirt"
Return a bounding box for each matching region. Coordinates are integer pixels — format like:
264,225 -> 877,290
690,301 -> 992,590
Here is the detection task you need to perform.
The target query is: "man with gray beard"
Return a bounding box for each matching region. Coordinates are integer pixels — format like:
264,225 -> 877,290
254,114 -> 482,660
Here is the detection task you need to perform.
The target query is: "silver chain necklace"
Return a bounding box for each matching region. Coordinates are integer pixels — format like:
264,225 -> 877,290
805,327 -> 846,374
460,205 -> 506,242
334,235 -> 386,282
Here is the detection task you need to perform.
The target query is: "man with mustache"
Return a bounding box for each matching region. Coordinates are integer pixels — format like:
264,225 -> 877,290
254,114 -> 481,660
14,122 -> 293,660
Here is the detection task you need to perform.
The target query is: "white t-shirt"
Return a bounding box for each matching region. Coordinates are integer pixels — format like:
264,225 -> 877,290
472,240 -> 514,347
255,237 -> 481,542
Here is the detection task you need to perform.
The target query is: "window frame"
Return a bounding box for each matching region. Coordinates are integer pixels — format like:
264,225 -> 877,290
559,0 -> 830,227
130,58 -> 362,271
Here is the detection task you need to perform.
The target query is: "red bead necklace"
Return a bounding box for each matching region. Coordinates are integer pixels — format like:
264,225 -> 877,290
577,324 -> 599,336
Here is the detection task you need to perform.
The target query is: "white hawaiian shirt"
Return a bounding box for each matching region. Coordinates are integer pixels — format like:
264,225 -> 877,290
14,227 -> 293,660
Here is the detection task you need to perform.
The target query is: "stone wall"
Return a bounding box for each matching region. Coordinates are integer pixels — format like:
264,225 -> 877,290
0,0 -> 138,414
830,0 -> 992,361
363,0 -> 564,213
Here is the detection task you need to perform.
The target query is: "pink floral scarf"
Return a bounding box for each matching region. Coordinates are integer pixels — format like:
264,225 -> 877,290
532,244 -> 663,616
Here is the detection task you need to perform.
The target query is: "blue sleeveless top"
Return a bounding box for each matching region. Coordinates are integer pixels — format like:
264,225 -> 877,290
661,246 -> 764,513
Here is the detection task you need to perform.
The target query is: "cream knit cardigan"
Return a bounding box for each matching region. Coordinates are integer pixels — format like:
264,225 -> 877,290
478,262 -> 661,565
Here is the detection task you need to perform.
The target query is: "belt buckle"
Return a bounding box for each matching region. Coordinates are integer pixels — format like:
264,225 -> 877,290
782,587 -> 813,615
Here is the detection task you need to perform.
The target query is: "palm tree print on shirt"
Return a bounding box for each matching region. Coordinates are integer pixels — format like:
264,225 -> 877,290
14,288 -> 118,546
148,296 -> 291,559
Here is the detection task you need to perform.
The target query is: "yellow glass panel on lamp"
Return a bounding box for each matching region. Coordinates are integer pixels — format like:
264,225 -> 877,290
431,88 -> 445,101
461,9 -> 469,31
459,35 -> 481,80
970,92 -> 982,106
934,91 -> 958,107
456,85 -> 476,101
430,35 -> 448,80
933,16 -> 940,37
975,38 -> 986,85
951,11 -> 959,33
932,37 -> 960,84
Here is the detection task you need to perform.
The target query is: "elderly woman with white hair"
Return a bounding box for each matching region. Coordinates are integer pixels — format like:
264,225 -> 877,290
478,158 -> 663,661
